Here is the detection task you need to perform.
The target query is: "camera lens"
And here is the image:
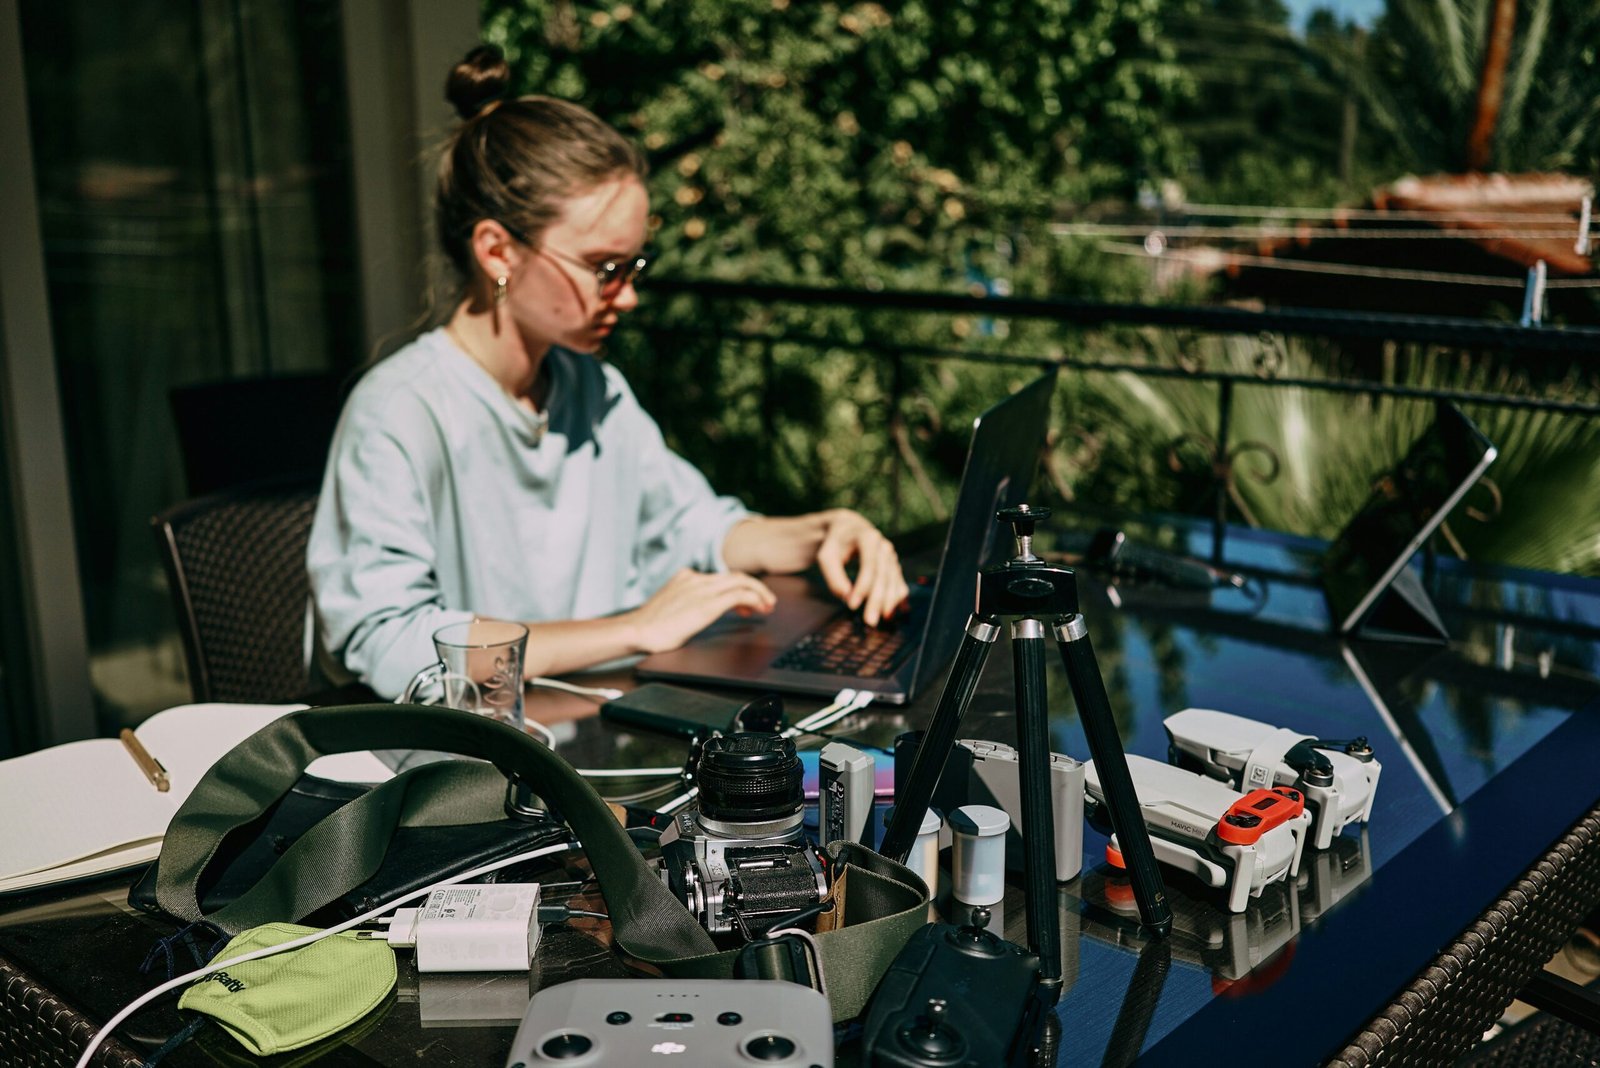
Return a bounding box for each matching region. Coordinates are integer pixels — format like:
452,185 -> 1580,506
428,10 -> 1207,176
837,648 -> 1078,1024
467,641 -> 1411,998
695,733 -> 804,824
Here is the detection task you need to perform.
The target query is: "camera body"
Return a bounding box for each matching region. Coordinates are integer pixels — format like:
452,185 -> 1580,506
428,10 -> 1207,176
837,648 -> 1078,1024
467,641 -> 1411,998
657,808 -> 827,938
656,733 -> 828,938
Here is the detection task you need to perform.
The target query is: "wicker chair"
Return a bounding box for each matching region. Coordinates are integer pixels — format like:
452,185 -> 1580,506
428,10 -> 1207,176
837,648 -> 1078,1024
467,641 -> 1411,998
151,477 -> 320,703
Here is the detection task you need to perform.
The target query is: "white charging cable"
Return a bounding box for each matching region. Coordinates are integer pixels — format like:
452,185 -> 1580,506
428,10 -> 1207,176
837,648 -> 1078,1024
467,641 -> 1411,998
784,688 -> 875,738
580,766 -> 682,778
656,784 -> 699,815
528,677 -> 625,702
73,839 -> 579,1068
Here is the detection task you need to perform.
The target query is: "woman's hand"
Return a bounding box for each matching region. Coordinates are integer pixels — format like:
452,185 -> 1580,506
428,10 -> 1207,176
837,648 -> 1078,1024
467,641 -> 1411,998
722,509 -> 909,626
812,509 -> 910,626
625,568 -> 777,655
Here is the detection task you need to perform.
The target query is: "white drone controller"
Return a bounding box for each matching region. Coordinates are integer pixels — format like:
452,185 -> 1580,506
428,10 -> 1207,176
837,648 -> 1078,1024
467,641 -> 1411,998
1085,755 -> 1311,914
504,979 -> 832,1066
1164,708 -> 1381,851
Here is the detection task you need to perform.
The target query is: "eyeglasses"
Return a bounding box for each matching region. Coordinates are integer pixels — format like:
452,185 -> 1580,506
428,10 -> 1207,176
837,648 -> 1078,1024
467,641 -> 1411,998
539,243 -> 650,298
494,219 -> 649,298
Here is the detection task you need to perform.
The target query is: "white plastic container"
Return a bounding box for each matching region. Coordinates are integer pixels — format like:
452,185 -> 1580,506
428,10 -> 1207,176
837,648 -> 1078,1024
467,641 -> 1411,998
908,808 -> 942,887
948,804 -> 1010,906
883,807 -> 944,890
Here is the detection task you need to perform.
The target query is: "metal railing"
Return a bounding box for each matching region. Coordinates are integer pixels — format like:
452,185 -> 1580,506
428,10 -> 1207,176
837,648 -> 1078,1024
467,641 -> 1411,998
614,280 -> 1600,560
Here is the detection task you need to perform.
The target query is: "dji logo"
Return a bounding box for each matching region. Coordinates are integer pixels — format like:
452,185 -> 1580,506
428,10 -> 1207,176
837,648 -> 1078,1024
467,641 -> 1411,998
650,1041 -> 687,1055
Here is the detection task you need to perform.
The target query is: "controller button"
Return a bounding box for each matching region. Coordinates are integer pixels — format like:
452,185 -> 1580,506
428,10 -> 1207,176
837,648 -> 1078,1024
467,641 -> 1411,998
539,1033 -> 593,1059
605,1011 -> 631,1025
744,1034 -> 798,1061
656,1012 -> 694,1023
717,1012 -> 743,1026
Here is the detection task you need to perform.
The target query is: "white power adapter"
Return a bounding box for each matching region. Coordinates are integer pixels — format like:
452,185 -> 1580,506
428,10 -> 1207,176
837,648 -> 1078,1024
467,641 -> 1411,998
383,884 -> 542,972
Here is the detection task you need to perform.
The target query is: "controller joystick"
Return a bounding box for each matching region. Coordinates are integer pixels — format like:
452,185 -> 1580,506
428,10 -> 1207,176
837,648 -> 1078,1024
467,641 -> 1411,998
948,906 -> 1004,956
743,1034 -> 799,1061
898,998 -> 964,1062
861,919 -> 1051,1066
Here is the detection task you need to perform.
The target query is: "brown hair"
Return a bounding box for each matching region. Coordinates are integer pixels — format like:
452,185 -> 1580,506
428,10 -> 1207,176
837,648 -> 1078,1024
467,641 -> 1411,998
435,45 -> 647,282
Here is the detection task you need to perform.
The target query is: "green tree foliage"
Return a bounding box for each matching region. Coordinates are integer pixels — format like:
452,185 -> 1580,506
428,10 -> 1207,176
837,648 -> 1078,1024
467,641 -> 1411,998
484,0 -> 1196,525
1167,0 -> 1379,206
480,1 -> 1600,577
487,0 -> 1192,290
1312,0 -> 1600,175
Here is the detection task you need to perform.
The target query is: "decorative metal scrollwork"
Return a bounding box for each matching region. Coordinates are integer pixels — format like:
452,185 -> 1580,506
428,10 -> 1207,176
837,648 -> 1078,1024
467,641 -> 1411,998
1253,332 -> 1286,379
1166,433 -> 1282,528
1172,330 -> 1206,375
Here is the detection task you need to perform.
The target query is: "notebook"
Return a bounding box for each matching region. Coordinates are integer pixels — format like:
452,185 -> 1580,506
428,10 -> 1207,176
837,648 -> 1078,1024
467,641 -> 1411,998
0,703 -> 392,895
636,369 -> 1058,705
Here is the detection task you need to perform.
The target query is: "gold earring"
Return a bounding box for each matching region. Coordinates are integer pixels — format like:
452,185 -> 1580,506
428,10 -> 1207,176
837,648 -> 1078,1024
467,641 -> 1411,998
495,275 -> 508,307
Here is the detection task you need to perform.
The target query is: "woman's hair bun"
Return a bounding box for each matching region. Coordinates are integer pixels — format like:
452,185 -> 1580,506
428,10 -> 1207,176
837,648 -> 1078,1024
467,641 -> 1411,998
446,44 -> 511,121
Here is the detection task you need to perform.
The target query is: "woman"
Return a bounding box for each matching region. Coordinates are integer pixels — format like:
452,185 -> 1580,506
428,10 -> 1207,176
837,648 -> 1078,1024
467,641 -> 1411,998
308,46 -> 908,698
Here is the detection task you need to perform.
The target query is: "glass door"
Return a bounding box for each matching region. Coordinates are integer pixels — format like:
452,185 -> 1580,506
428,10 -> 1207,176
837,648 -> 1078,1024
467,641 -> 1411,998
16,0 -> 361,730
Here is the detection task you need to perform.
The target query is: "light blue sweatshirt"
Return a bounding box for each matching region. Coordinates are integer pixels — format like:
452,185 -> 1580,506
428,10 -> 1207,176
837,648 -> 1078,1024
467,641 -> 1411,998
307,328 -> 749,697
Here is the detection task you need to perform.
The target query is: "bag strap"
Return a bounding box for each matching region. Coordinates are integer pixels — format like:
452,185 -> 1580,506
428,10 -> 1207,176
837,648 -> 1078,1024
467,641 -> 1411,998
155,704 -> 716,962
154,704 -> 928,1019
659,841 -> 930,1020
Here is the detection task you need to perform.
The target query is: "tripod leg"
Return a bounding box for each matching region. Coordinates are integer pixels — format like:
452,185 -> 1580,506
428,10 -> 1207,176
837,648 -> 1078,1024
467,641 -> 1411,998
1054,615 -> 1173,937
881,615 -> 999,863
1011,619 -> 1062,988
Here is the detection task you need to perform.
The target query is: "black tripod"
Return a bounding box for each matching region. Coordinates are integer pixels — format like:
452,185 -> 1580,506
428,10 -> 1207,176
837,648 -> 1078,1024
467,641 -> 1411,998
882,505 -> 1172,989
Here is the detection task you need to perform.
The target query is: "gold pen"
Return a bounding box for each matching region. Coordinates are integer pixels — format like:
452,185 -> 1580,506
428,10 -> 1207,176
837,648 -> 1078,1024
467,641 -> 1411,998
120,729 -> 170,792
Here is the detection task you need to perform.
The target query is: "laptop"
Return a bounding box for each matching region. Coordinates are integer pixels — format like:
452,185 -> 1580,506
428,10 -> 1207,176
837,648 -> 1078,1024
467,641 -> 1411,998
1321,401 -> 1498,641
636,369 -> 1058,705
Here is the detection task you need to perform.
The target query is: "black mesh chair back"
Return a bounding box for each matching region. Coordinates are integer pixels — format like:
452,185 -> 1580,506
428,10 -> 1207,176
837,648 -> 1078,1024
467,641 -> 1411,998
170,373 -> 345,497
152,477 -> 320,704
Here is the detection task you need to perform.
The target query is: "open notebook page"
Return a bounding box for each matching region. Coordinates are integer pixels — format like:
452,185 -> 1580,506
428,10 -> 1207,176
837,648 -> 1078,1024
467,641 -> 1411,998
1,703 -> 392,887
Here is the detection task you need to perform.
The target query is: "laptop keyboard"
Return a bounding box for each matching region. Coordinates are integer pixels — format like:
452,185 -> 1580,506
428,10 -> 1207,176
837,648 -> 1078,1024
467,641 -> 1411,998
769,614 -> 915,678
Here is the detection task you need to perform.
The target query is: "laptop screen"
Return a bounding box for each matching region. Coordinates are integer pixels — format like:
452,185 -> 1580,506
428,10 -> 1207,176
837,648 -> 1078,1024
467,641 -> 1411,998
910,369 -> 1059,692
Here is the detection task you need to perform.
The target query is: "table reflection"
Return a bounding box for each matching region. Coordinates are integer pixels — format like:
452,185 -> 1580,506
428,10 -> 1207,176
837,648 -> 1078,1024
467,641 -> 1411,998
507,520 -> 1598,1065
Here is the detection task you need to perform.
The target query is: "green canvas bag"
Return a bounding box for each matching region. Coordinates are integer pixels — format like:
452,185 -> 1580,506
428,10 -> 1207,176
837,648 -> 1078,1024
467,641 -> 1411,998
150,703 -> 928,1020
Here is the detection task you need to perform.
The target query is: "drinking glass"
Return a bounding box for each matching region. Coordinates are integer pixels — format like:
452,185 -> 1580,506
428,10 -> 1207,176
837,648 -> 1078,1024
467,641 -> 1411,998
400,620 -> 527,730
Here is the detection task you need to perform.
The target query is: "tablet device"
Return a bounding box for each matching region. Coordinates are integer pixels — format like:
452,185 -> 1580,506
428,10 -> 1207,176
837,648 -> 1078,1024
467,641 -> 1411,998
1322,401 -> 1497,639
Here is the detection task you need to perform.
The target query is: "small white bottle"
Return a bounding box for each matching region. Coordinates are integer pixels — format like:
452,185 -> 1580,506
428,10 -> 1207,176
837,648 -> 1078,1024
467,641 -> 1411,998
948,804 -> 1010,906
883,807 -> 944,890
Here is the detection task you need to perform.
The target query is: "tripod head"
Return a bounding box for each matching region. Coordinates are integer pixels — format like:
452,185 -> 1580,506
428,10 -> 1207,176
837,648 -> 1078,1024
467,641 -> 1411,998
980,505 -> 1080,620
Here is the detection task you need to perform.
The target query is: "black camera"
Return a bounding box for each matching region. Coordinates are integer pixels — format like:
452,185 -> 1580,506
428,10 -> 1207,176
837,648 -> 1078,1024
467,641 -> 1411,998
656,733 -> 828,939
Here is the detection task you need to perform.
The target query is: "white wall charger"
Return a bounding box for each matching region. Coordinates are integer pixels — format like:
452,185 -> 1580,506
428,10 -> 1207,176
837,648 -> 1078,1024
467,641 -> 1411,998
383,883 -> 542,972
